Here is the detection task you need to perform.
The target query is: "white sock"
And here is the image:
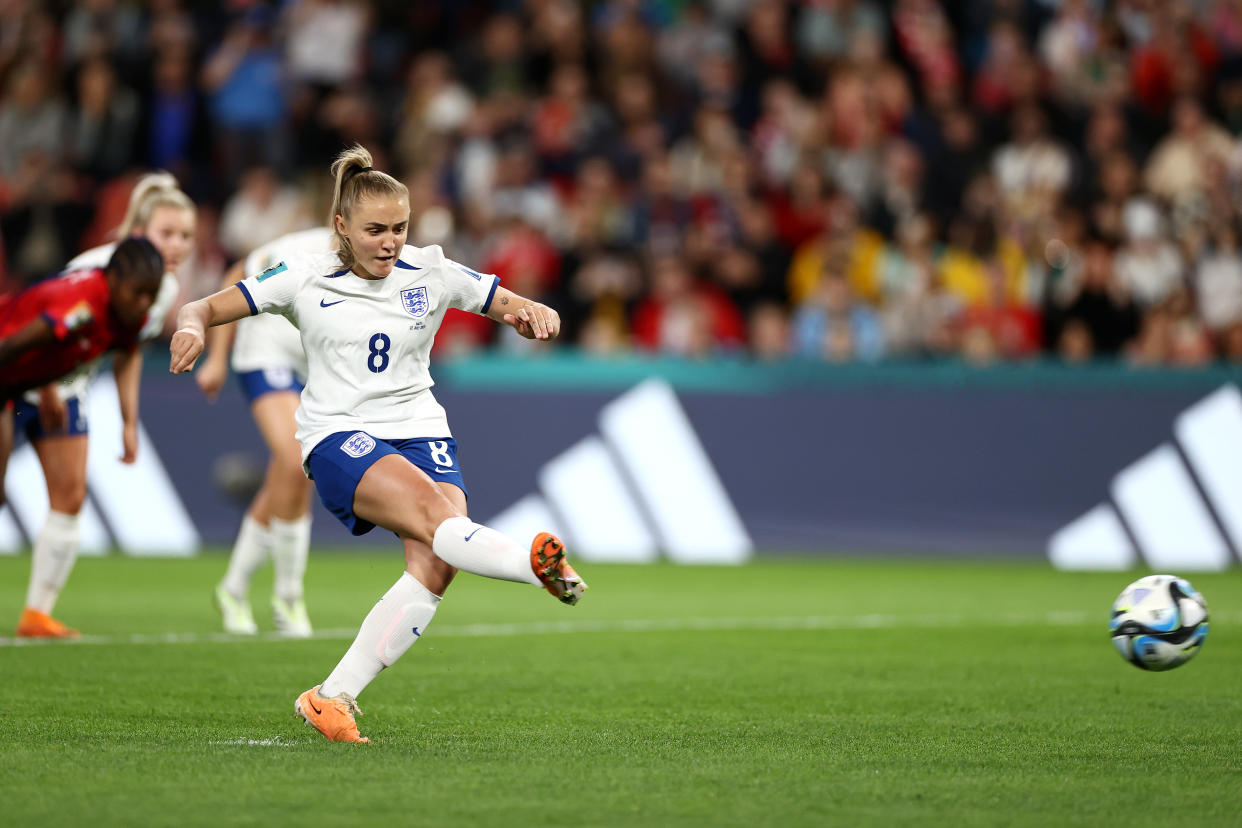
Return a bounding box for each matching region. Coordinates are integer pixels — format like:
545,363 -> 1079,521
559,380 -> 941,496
432,516 -> 540,586
319,572 -> 440,699
220,514 -> 270,599
25,510 -> 80,613
269,514 -> 311,602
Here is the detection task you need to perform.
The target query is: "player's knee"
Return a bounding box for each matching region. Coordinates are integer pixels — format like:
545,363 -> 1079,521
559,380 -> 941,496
272,462 -> 306,494
271,447 -> 304,480
394,492 -> 453,545
420,494 -> 459,534
49,480 -> 87,514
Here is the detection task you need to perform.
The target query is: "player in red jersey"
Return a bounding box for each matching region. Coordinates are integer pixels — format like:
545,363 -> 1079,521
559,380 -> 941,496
11,173 -> 195,639
0,238 -> 164,634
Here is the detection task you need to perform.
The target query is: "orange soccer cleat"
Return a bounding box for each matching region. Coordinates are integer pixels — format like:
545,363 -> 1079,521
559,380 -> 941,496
16,608 -> 80,639
294,685 -> 369,743
530,532 -> 587,606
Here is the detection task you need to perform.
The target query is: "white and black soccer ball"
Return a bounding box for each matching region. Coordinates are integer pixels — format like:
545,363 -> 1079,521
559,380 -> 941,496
1109,575 -> 1209,672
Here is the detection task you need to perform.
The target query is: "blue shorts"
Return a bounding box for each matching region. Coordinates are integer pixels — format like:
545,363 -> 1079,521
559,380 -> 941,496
12,396 -> 89,442
307,431 -> 468,536
236,367 -> 304,403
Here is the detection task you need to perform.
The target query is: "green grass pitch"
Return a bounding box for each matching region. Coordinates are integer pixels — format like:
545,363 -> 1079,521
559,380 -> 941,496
1,553 -> 1239,827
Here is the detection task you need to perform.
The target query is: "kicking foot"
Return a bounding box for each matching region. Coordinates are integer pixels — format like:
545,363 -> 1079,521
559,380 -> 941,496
214,584 -> 258,635
530,532 -> 587,606
15,608 -> 79,639
272,596 -> 313,639
294,685 -> 369,743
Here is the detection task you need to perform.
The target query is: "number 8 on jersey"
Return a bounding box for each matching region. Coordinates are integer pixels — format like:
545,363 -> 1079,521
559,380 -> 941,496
368,333 -> 391,373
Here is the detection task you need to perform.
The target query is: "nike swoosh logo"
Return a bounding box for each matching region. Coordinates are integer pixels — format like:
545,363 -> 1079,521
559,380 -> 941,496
433,467 -> 454,474
320,298 -> 346,307
464,528 -> 480,542
308,696 -> 323,715
381,617 -> 425,661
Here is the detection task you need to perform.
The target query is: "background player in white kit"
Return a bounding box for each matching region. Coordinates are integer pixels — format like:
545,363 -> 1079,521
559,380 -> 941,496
12,172 -> 194,638
170,146 -> 585,743
194,228 -> 334,638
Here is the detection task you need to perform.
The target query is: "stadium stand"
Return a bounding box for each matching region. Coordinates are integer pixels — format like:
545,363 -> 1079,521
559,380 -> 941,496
2,0 -> 1242,366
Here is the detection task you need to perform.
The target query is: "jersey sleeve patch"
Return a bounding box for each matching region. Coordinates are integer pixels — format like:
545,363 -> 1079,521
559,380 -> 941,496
46,300 -> 95,337
256,261 -> 288,282
64,300 -> 95,332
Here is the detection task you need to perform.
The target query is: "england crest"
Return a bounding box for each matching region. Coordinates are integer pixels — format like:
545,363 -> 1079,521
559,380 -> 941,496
401,287 -> 429,318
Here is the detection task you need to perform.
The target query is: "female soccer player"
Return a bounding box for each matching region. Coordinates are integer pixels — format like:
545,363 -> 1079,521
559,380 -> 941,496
195,227 -> 334,638
170,146 -> 585,743
9,172 -> 195,639
1,240 -> 166,610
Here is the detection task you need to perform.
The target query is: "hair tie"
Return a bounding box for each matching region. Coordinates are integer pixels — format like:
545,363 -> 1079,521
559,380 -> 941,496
359,166 -> 373,173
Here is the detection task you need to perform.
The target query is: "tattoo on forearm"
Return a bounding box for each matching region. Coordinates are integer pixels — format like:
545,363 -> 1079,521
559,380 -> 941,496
501,297 -> 509,305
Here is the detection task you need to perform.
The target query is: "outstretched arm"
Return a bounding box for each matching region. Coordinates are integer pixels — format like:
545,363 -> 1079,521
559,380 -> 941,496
194,261 -> 247,400
170,284 -> 253,374
113,348 -> 142,462
485,286 -> 561,340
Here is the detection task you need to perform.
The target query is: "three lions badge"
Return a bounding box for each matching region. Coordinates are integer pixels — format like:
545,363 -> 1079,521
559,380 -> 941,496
401,287 -> 428,318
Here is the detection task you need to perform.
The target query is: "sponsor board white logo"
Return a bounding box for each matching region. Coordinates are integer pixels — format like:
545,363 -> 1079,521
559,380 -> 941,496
1049,384 -> 1242,572
487,379 -> 752,565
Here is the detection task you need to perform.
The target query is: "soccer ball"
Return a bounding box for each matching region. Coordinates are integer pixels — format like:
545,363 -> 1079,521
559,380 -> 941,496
1109,575 -> 1209,672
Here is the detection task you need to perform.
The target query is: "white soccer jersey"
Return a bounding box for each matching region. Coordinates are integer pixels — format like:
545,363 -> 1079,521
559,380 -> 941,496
238,243 -> 500,467
24,243 -> 179,404
230,228 -> 332,377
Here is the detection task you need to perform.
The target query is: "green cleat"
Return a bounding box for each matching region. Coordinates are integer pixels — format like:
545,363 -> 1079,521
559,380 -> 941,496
214,583 -> 258,635
272,595 -> 313,638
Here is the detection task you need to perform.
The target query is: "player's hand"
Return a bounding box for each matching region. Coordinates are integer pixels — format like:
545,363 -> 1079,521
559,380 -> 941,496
120,421 -> 138,464
37,385 -> 67,434
503,302 -> 561,340
195,355 -> 227,401
170,328 -> 205,373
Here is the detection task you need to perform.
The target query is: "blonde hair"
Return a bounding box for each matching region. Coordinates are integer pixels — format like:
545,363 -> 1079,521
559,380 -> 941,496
117,171 -> 195,236
329,144 -> 409,269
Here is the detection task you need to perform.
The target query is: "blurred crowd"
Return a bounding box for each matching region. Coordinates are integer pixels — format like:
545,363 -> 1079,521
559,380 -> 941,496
4,0 -> 1242,366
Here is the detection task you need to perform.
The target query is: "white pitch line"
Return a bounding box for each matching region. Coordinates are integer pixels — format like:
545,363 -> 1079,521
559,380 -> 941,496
3,608 -> 1234,648
208,738 -> 295,747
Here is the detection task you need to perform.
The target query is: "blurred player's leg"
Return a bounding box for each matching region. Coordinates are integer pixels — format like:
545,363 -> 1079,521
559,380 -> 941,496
18,435 -> 88,638
23,510 -> 80,615
251,390 -> 314,636
17,510 -> 81,638
216,510 -> 268,634
0,404 -> 10,515
0,405 -> 10,499
269,514 -> 312,637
